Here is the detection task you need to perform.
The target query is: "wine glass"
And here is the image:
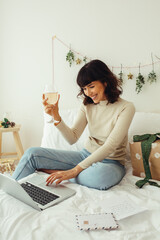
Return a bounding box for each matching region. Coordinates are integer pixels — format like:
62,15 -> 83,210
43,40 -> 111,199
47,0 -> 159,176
43,84 -> 58,123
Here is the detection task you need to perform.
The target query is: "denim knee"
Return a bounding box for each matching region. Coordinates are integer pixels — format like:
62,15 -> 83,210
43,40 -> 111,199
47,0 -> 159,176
71,162 -> 125,190
24,147 -> 41,157
92,162 -> 125,190
20,147 -> 41,168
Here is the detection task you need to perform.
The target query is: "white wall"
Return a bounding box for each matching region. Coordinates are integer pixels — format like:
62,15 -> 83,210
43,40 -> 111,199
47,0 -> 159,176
1,0 -> 160,153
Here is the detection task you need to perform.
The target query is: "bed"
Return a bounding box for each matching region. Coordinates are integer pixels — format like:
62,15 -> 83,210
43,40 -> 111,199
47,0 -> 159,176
0,110 -> 160,240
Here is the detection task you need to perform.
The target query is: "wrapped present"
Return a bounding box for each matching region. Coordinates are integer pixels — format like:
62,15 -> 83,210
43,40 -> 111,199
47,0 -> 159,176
129,139 -> 160,181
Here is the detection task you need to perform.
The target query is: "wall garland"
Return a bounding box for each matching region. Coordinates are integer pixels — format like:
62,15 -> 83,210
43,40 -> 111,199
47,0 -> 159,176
52,35 -> 160,94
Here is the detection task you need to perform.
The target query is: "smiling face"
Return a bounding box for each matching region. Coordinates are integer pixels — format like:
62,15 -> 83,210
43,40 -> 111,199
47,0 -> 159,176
82,80 -> 107,103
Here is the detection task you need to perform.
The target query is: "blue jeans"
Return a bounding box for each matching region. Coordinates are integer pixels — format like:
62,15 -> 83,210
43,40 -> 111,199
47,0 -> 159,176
12,147 -> 125,190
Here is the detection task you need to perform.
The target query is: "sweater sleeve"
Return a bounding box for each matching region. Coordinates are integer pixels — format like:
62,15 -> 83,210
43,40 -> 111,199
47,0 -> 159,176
78,103 -> 135,169
55,105 -> 88,145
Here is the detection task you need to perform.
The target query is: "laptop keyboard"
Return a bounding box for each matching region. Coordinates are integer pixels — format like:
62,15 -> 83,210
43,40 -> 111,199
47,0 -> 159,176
21,182 -> 59,206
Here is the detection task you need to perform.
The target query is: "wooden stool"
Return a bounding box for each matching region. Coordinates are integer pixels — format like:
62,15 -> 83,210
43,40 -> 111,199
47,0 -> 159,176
0,125 -> 24,174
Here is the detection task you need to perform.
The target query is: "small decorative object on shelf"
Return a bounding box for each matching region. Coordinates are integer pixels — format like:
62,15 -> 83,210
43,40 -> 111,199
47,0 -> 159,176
0,118 -> 15,128
0,124 -> 24,175
10,122 -> 16,127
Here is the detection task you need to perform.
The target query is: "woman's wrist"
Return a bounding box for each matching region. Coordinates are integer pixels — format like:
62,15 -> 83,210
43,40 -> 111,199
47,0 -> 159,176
54,114 -> 61,122
73,165 -> 83,174
54,117 -> 61,126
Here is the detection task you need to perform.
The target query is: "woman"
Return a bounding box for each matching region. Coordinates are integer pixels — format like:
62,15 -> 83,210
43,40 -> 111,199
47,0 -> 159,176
13,59 -> 135,190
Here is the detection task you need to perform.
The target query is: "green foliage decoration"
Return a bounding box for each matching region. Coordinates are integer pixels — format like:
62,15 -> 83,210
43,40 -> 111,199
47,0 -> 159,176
118,64 -> 123,84
1,118 -> 10,128
1,118 -> 15,128
83,56 -> 87,64
136,73 -> 145,94
147,53 -> 157,84
118,71 -> 123,84
64,44 -> 158,94
66,50 -> 75,67
147,71 -> 157,84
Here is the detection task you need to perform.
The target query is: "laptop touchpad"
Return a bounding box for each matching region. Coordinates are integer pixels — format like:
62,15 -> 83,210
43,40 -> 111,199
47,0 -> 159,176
28,175 -> 46,185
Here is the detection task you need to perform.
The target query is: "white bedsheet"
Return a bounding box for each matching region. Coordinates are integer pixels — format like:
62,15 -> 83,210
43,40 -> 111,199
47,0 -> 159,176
0,163 -> 160,240
1,111 -> 160,240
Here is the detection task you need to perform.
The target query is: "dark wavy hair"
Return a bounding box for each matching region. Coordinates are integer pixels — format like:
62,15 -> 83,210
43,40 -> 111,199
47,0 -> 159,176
77,59 -> 122,105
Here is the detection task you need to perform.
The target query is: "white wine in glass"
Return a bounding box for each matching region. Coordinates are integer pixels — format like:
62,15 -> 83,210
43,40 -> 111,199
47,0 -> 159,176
45,92 -> 58,105
44,84 -> 58,123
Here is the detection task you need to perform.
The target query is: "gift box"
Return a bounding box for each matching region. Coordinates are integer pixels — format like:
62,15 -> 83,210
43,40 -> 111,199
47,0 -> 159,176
129,139 -> 160,181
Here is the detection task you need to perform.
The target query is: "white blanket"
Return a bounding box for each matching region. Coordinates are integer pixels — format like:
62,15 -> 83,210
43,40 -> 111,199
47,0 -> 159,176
1,111 -> 160,240
0,163 -> 160,240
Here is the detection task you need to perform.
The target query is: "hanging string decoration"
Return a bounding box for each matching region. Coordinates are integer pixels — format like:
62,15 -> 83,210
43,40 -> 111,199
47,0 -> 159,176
136,63 -> 145,94
66,49 -> 89,66
52,35 -> 160,94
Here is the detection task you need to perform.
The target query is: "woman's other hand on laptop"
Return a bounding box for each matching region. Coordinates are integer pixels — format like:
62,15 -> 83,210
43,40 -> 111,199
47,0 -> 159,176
46,165 -> 83,186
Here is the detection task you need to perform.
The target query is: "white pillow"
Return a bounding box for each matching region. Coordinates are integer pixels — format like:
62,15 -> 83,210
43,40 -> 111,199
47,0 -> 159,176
41,108 -> 89,151
128,112 -> 160,142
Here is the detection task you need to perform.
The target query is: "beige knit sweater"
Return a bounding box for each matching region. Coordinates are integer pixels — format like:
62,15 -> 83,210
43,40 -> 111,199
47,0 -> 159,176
56,98 -> 135,169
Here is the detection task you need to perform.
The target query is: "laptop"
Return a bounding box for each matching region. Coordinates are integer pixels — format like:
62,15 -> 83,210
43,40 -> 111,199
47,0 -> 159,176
0,173 -> 76,211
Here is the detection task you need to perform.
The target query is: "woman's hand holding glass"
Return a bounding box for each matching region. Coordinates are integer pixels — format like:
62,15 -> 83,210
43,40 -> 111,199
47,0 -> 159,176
42,94 -> 61,122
